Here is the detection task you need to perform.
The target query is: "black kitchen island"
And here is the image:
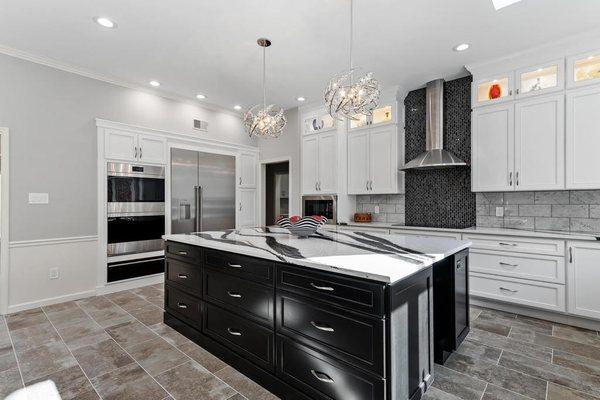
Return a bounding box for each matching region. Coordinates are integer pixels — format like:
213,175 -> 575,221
162,227 -> 470,400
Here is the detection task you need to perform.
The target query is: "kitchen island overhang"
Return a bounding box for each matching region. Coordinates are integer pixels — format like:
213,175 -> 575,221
162,228 -> 471,400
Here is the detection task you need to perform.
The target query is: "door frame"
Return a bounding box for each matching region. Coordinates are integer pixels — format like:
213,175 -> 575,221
260,157 -> 292,226
0,128 -> 9,314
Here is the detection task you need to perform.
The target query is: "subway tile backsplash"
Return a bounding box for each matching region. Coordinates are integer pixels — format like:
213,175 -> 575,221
476,190 -> 600,232
356,194 -> 405,224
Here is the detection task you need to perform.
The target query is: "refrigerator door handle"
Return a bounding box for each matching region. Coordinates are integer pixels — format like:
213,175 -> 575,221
194,186 -> 203,232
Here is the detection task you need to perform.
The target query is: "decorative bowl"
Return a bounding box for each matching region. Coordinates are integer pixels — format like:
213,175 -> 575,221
276,215 -> 328,237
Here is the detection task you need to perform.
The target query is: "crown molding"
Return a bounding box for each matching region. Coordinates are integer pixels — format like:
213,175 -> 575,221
0,43 -> 242,118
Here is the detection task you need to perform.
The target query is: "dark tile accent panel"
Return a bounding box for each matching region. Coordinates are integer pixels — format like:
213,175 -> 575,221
404,76 -> 476,228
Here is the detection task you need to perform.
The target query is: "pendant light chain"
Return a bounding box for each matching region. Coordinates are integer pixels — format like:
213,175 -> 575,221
262,44 -> 267,108
349,0 -> 353,71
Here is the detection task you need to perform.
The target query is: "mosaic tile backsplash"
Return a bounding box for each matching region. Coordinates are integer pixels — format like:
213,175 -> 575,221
477,190 -> 600,232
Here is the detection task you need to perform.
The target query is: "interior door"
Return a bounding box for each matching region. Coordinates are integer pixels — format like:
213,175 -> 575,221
514,94 -> 564,190
472,104 -> 514,192
302,135 -> 319,194
317,132 -> 337,193
369,126 -> 395,193
347,131 -> 370,194
138,135 -> 167,164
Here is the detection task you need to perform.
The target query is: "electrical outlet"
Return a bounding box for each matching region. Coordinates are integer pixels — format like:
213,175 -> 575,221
49,267 -> 59,280
374,206 -> 380,214
495,207 -> 504,217
29,193 -> 49,204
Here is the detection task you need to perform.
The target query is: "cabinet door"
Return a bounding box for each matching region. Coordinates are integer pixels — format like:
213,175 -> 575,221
303,114 -> 320,135
301,135 -> 319,194
347,131 -> 370,194
516,59 -> 564,99
566,86 -> 600,189
567,242 -> 600,320
473,73 -> 514,107
472,104 -> 515,192
567,49 -> 600,89
239,152 -> 257,188
105,129 -> 137,162
238,189 -> 257,228
514,94 -> 564,190
317,132 -> 337,193
138,135 -> 167,164
369,126 -> 396,194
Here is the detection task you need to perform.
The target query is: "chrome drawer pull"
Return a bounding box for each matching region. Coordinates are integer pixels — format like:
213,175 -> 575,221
499,262 -> 518,268
228,263 -> 243,269
499,242 -> 517,247
499,287 -> 518,294
177,274 -> 189,279
310,321 -> 335,332
227,291 -> 242,298
177,251 -> 188,255
311,369 -> 334,384
227,328 -> 242,336
310,282 -> 334,292
177,302 -> 188,309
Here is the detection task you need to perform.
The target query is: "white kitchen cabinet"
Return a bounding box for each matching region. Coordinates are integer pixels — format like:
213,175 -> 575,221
514,94 -> 564,190
566,86 -> 600,189
473,72 -> 514,107
567,49 -> 600,89
238,152 -> 257,188
238,188 -> 257,228
303,109 -> 336,135
515,59 -> 564,98
105,129 -> 167,164
472,104 -> 514,192
349,102 -> 396,131
567,241 -> 600,320
348,124 -> 399,195
301,132 -> 337,194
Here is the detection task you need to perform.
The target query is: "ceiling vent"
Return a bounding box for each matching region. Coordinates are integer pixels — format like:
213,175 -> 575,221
193,119 -> 208,131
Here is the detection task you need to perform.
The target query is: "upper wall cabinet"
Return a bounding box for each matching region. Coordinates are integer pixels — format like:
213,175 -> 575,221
238,152 -> 257,188
567,49 -> 600,89
105,129 -> 167,165
349,102 -> 396,131
301,131 -> 337,194
516,59 -> 564,99
473,73 -> 514,107
303,109 -> 337,135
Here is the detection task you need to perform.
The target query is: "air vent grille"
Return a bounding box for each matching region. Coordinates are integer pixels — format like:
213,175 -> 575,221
193,119 -> 208,131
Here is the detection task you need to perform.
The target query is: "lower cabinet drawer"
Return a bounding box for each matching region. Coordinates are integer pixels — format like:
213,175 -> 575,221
165,285 -> 202,328
277,336 -> 385,400
470,251 -> 565,284
166,258 -> 202,296
203,303 -> 274,370
277,293 -> 384,375
470,273 -> 566,312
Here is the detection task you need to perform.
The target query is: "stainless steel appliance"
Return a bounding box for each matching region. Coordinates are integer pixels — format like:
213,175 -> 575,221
106,162 -> 166,282
302,195 -> 337,225
170,148 -> 236,234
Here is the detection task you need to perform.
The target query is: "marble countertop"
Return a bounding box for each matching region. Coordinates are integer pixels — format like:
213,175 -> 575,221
334,222 -> 600,241
163,227 -> 471,284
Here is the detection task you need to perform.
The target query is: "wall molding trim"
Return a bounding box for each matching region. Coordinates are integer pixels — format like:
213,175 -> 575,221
9,235 -> 99,248
96,274 -> 164,296
7,289 -> 96,314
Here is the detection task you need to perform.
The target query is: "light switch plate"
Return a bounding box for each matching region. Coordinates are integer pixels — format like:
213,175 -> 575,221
28,193 -> 49,204
495,207 -> 504,217
374,206 -> 380,214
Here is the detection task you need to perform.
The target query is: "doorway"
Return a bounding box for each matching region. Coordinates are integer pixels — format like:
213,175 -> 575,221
264,161 -> 289,226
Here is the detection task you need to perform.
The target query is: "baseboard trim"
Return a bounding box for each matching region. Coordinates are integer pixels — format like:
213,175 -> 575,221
471,296 -> 600,331
9,235 -> 98,248
96,274 -> 164,295
7,289 -> 96,314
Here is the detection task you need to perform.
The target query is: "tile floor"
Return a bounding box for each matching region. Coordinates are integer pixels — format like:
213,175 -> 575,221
1,285 -> 600,399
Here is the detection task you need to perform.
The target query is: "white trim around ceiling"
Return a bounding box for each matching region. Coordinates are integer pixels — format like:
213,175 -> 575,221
0,43 -> 242,118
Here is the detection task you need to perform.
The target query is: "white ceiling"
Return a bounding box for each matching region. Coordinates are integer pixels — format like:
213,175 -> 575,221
1,0 -> 599,111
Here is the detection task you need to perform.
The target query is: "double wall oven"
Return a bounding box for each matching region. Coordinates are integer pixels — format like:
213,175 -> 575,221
106,162 -> 165,282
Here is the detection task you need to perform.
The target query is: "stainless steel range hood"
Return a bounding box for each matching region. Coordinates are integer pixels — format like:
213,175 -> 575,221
401,79 -> 467,170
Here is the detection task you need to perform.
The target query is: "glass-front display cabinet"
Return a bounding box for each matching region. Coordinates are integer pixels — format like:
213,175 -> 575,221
473,73 -> 514,106
516,59 -> 564,98
349,104 -> 395,130
568,50 -> 600,88
303,108 -> 337,135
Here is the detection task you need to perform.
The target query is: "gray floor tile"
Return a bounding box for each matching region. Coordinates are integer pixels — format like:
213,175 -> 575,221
215,366 -> 279,400
6,308 -> 48,331
467,328 -> 552,362
42,300 -> 81,315
179,341 -> 228,373
423,386 -> 463,400
76,296 -> 115,312
553,350 -> 600,378
16,340 -> 77,382
129,304 -> 164,326
155,360 -> 236,400
105,320 -> 157,349
90,362 -> 167,400
105,291 -> 151,312
56,318 -> 111,350
87,306 -> 134,328
431,364 -> 487,400
9,321 -> 61,352
0,367 -> 23,398
149,322 -> 192,347
127,337 -> 189,376
72,339 -> 135,378
45,307 -> 91,329
25,364 -> 98,400
0,350 -> 18,373
547,382 -> 600,400
553,324 -> 600,347
454,339 -> 502,363
533,333 -> 600,361
469,306 -> 483,321
226,395 -> 247,400
470,312 -> 513,336
131,286 -> 163,301
0,330 -> 12,359
481,384 -> 532,400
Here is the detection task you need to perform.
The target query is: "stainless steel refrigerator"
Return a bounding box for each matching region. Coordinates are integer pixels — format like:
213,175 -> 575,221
171,148 -> 236,233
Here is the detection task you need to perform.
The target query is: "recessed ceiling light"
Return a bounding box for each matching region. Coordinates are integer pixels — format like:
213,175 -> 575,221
233,105 -> 242,111
453,43 -> 470,52
94,17 -> 116,28
149,80 -> 160,87
491,0 -> 522,10
196,94 -> 207,100
296,97 -> 306,102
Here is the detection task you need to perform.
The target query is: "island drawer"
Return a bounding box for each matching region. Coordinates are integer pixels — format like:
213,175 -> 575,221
277,265 -> 385,316
165,285 -> 202,328
203,303 -> 274,371
166,258 -> 202,296
204,269 -> 274,325
277,293 -> 384,375
277,336 -> 385,400
166,241 -> 202,264
204,249 -> 274,284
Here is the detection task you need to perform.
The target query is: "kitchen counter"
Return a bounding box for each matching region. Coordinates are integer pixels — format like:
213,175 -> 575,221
333,222 -> 600,241
163,227 -> 470,283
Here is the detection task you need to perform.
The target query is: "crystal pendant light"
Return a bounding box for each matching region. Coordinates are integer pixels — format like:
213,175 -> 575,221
324,0 -> 380,121
243,38 -> 286,138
